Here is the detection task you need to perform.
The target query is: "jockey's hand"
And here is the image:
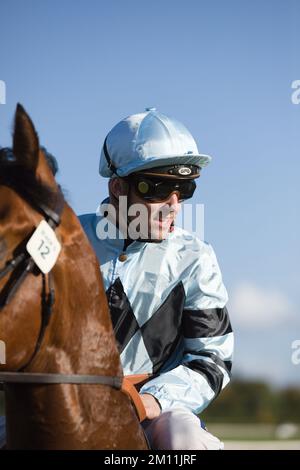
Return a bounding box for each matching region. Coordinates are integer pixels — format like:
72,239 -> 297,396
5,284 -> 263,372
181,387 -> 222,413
140,393 -> 161,419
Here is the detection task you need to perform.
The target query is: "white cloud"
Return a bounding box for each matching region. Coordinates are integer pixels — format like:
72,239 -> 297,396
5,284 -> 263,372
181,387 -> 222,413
228,281 -> 295,329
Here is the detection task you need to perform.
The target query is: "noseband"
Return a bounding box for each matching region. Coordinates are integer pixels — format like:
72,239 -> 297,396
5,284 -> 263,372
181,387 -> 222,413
0,148 -> 122,391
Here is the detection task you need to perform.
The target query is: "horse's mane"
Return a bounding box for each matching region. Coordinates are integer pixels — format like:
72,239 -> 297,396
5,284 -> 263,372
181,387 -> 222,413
0,146 -> 64,213
41,146 -> 59,177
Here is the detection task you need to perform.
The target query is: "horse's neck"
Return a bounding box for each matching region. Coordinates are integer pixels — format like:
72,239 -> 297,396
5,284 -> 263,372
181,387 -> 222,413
4,212 -> 149,450
34,220 -> 122,378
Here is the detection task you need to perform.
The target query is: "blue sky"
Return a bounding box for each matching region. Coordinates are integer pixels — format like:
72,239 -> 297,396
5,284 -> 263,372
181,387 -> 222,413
0,0 -> 299,386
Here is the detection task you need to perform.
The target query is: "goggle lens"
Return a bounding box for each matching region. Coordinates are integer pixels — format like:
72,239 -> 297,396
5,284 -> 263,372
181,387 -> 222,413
128,175 -> 196,202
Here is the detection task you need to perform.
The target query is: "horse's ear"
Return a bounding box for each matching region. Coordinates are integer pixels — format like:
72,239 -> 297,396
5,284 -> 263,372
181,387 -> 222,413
12,103 -> 39,172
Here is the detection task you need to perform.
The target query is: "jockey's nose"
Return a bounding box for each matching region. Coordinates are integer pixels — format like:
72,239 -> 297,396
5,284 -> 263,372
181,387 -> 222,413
169,192 -> 179,203
167,192 -> 181,212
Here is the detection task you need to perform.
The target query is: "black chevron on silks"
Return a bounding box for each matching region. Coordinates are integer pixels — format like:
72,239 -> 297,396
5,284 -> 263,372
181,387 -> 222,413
183,306 -> 232,338
141,281 -> 186,374
106,277 -> 139,354
183,349 -> 232,377
106,279 -> 186,373
184,359 -> 225,397
106,277 -> 231,389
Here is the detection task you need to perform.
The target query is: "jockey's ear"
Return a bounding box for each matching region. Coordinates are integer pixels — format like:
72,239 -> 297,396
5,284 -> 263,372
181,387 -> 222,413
109,177 -> 129,199
13,103 -> 39,173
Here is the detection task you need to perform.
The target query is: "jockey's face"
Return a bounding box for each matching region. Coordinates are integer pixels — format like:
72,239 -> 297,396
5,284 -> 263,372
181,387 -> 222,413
127,180 -> 181,241
109,177 -> 182,241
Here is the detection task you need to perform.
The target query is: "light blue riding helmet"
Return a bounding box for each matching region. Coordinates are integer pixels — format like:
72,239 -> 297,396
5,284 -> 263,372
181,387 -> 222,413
99,108 -> 212,178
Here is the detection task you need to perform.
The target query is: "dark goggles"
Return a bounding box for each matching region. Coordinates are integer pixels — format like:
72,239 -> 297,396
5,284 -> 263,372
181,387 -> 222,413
125,174 -> 197,202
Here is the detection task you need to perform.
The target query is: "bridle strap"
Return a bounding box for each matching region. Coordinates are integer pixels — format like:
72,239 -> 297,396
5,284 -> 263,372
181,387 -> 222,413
38,202 -> 61,226
0,253 -> 27,281
0,372 -> 122,389
18,271 -> 55,372
36,190 -> 64,231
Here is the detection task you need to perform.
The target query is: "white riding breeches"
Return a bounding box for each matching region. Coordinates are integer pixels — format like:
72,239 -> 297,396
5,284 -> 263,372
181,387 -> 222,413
142,408 -> 223,450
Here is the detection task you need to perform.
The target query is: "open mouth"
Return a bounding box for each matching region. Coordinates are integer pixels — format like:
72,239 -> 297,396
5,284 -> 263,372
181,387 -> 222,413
158,215 -> 174,225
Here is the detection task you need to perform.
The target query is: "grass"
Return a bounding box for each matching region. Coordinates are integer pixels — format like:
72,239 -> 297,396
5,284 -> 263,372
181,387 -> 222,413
206,423 -> 300,441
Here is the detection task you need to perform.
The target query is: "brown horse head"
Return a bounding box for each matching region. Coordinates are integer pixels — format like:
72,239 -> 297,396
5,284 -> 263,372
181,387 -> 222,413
0,104 -> 147,449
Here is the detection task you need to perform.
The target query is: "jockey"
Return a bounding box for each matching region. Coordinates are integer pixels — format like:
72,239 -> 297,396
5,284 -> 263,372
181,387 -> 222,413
79,108 -> 234,450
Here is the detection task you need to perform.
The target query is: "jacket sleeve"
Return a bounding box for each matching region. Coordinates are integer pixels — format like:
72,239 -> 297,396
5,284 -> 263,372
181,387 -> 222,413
140,242 -> 234,414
